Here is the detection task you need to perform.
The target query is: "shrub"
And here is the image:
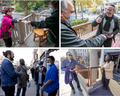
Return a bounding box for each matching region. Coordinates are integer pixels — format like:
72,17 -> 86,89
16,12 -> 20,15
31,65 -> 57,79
15,3 -> 24,12
70,19 -> 87,26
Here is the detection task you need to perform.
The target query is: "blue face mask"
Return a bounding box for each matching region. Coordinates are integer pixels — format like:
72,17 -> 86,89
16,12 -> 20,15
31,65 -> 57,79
49,8 -> 54,13
66,14 -> 75,23
47,63 -> 51,66
62,10 -> 75,23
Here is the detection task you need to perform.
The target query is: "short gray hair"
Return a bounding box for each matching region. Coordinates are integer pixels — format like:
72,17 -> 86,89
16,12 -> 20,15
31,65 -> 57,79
61,0 -> 68,12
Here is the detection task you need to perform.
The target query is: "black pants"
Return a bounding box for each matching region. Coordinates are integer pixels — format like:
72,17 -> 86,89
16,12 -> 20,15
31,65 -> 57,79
48,88 -> 58,96
2,86 -> 15,96
103,38 -> 112,47
69,72 -> 80,90
102,70 -> 110,89
3,37 -> 12,47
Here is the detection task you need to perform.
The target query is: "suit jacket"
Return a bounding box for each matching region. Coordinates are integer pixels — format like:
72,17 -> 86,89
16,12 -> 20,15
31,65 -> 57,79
61,20 -> 106,47
101,61 -> 114,79
92,14 -> 119,42
16,65 -> 27,88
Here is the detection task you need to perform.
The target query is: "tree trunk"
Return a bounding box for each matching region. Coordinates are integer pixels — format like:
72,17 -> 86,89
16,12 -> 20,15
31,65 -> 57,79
73,0 -> 77,19
20,1 -> 29,16
25,6 -> 28,16
80,2 -> 83,23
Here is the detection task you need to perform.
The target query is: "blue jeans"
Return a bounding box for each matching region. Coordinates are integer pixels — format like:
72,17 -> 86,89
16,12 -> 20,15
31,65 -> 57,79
16,87 -> 26,96
35,83 -> 43,96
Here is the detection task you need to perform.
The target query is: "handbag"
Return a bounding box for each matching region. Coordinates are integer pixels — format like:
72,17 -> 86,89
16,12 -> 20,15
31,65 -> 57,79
1,31 -> 9,39
0,21 -> 9,39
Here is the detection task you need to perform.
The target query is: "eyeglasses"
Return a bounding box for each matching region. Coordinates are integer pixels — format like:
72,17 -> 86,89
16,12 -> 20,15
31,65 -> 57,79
68,54 -> 72,56
107,9 -> 113,12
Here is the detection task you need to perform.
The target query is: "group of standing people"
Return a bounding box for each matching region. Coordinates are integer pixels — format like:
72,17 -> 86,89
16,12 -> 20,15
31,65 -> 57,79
31,56 -> 59,96
1,50 -> 59,96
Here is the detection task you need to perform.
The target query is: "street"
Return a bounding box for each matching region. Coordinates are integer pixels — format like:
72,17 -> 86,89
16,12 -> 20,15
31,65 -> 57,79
0,12 -> 25,19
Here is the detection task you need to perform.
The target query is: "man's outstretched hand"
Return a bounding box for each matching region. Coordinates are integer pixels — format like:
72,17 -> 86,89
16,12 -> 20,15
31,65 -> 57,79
103,34 -> 114,39
106,34 -> 114,38
101,34 -> 107,40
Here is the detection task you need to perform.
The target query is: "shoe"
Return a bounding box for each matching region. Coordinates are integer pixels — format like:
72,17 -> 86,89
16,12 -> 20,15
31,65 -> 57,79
78,88 -> 82,91
72,89 -> 75,94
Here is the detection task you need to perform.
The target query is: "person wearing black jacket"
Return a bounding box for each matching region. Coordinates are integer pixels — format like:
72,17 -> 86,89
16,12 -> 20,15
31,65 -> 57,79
92,4 -> 119,47
61,0 -> 107,47
34,61 -> 46,96
26,0 -> 59,47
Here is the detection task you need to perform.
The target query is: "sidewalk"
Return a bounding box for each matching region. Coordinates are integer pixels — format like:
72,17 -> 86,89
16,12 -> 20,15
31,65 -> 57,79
61,72 -> 120,96
61,74 -> 83,96
89,73 -> 120,96
25,79 -> 48,96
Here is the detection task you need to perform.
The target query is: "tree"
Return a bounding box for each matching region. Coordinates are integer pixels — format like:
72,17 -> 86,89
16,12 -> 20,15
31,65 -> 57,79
106,0 -> 109,2
15,0 -> 31,16
15,0 -> 49,16
94,0 -> 104,5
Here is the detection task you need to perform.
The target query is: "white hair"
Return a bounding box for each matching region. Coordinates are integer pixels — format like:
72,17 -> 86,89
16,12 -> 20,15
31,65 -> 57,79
61,0 -> 68,12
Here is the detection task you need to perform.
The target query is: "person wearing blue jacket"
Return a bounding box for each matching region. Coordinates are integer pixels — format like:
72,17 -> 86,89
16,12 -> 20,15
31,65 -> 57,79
41,56 -> 59,96
61,52 -> 85,94
1,50 -> 23,96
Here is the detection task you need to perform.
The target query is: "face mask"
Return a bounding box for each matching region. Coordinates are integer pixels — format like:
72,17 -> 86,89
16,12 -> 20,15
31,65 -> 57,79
62,10 -> 75,23
47,63 -> 51,66
49,8 -> 54,13
7,12 -> 12,16
66,14 -> 75,23
39,65 -> 42,67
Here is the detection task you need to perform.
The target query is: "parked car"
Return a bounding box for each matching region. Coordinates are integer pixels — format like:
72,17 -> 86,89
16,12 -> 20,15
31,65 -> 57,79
0,6 -> 14,14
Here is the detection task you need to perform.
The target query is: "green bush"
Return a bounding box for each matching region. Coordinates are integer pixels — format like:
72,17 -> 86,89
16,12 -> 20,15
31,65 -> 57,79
15,3 -> 24,12
10,2 -> 15,5
70,19 -> 87,26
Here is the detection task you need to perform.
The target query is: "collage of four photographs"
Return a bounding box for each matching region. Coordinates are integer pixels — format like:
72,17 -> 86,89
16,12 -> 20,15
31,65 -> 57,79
0,0 -> 120,96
